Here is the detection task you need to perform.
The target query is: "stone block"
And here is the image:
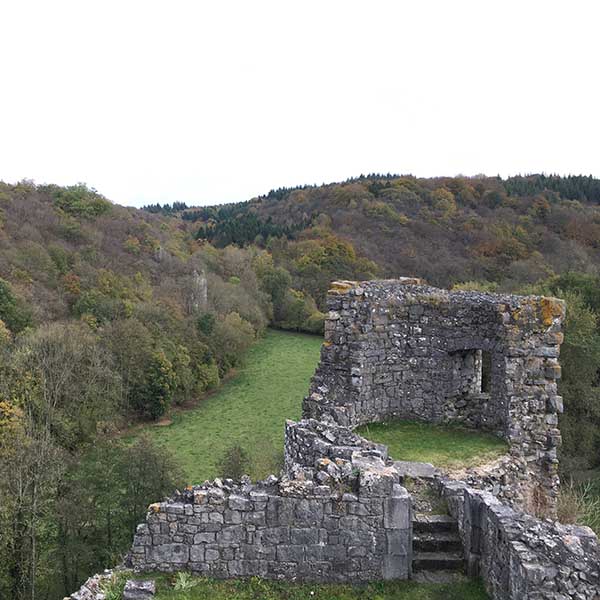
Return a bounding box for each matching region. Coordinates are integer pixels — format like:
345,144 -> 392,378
393,460 -> 436,479
256,527 -> 289,545
218,525 -> 244,544
123,579 -> 155,599
243,511 -> 266,527
383,493 -> 411,529
147,544 -> 189,564
224,510 -> 241,524
386,529 -> 411,556
294,499 -> 323,525
194,532 -> 216,544
204,547 -> 219,561
228,495 -> 252,511
165,504 -> 185,515
382,554 -> 410,580
290,528 -> 319,545
189,546 -> 204,561
276,544 -> 305,562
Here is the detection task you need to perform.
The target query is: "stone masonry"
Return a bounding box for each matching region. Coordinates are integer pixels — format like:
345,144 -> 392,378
127,419 -> 412,581
304,279 -> 565,516
439,477 -> 600,599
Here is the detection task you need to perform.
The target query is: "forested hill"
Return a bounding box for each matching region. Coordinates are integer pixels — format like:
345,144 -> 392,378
178,174 -> 600,290
0,180 -> 336,599
2,175 -> 600,599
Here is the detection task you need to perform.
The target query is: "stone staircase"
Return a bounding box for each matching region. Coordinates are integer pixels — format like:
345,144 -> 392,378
412,514 -> 464,579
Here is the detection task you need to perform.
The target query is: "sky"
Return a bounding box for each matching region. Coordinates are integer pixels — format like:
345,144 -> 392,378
1,1 -> 598,208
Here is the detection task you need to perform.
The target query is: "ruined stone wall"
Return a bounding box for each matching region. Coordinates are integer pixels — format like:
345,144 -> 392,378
283,418 -> 388,480
127,420 -> 412,582
439,478 -> 600,600
304,279 -> 565,515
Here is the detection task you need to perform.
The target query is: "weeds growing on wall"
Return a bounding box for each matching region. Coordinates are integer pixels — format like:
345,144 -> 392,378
558,481 -> 600,534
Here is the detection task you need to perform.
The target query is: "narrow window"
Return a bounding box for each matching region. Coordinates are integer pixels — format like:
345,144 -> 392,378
481,351 -> 492,394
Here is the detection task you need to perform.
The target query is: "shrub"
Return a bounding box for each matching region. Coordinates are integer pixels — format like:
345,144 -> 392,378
73,289 -> 125,323
100,572 -> 128,600
123,236 -> 141,254
167,343 -> 196,405
48,183 -> 112,218
218,444 -> 250,480
196,312 -> 216,335
173,572 -> 198,591
558,481 -> 600,534
194,361 -> 220,394
130,350 -> 177,420
363,200 -> 409,224
305,311 -> 326,334
0,319 -> 11,346
48,245 -> 73,274
0,278 -> 32,333
212,312 -> 255,370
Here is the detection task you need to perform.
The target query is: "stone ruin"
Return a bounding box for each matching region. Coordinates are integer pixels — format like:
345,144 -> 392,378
304,278 -> 565,516
68,279 -> 600,600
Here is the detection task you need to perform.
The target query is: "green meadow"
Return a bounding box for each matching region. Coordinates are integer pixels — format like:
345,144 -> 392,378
357,420 -> 508,470
136,329 -> 322,484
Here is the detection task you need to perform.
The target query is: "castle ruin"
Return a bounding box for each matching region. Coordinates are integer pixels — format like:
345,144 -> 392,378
304,278 -> 565,516
69,280 -> 600,600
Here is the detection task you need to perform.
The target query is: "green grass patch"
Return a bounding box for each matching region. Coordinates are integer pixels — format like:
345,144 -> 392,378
146,573 -> 489,600
133,329 -> 322,484
357,421 -> 508,470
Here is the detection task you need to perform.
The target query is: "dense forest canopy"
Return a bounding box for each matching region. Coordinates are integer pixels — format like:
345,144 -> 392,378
157,173 -> 600,290
1,174 -> 600,599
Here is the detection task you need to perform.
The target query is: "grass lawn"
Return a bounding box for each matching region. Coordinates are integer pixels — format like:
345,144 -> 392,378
357,421 -> 508,470
121,574 -> 489,600
134,329 -> 322,484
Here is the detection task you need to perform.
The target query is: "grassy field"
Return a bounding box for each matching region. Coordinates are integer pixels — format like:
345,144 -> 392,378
135,329 -> 322,484
357,421 -> 508,470
109,574 -> 489,600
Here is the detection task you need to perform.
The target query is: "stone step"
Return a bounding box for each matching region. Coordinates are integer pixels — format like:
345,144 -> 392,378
411,570 -> 470,584
413,514 -> 458,533
413,531 -> 463,553
412,551 -> 465,572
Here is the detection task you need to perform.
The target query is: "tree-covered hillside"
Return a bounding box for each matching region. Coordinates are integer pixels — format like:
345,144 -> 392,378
0,180 -> 349,600
184,173 -> 600,289
2,174 -> 600,599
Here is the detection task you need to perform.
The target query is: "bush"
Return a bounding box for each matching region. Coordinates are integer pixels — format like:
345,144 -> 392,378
48,183 -> 112,218
130,350 -> 177,419
0,320 -> 11,346
196,312 -> 216,335
305,311 -> 326,334
0,278 -> 32,333
173,572 -> 198,591
212,312 -> 255,371
195,361 -> 220,394
218,444 -> 250,480
73,289 -> 125,323
558,481 -> 600,534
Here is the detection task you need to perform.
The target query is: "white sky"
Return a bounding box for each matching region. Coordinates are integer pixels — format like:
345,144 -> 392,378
1,1 -> 598,208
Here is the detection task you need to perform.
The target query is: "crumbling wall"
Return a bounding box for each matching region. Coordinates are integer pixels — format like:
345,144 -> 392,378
283,418 -> 388,479
439,478 -> 600,600
304,279 -> 565,515
127,421 -> 412,582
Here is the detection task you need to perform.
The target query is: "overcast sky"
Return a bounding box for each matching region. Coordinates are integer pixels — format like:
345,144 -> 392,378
1,1 -> 598,208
